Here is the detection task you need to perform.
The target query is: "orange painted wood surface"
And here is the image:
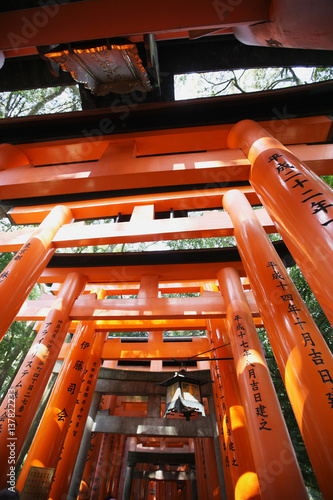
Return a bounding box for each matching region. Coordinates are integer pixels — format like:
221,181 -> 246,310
9,186 -> 259,224
0,149 -> 251,199
0,118 -> 331,201
204,310 -> 260,500
39,261 -> 247,283
223,189 -> 333,500
16,292 -> 260,321
48,330 -> 108,500
14,118 -> 331,164
51,278 -> 251,295
16,321 -> 98,494
0,272 -> 86,490
60,336 -> 210,361
0,205 -> 73,342
16,289 -> 106,496
0,208 -> 276,251
1,144 -> 331,202
0,0 -> 269,50
218,268 -> 307,499
44,337 -> 193,361
229,119 -> 333,328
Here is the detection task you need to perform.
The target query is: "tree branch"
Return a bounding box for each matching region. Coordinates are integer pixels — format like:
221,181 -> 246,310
28,86 -> 67,116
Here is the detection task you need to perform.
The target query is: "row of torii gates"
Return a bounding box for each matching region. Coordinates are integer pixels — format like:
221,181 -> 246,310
0,2 -> 333,499
0,115 -> 332,500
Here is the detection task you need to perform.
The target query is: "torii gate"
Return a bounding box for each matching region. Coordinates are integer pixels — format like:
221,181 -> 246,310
0,117 -> 332,499
0,1 -> 332,499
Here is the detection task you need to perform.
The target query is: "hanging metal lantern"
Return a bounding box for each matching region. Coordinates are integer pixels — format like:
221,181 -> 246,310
42,42 -> 152,96
159,369 -> 208,421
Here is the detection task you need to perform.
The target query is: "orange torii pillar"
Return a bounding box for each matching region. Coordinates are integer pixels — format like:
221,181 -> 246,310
90,432 -> 112,500
214,333 -> 260,500
123,461 -> 135,500
73,396 -> 112,500
228,119 -> 333,326
48,335 -> 113,499
166,480 -> 172,500
99,433 -> 117,500
131,461 -> 141,500
0,271 -> 86,490
156,480 -> 160,500
194,437 -> 209,500
113,434 -> 126,498
0,205 -> 73,342
16,295 -> 103,496
98,412 -> 122,500
188,459 -> 198,500
76,431 -> 100,500
203,287 -> 260,500
171,481 -> 177,499
204,318 -> 239,500
212,390 -> 233,500
202,438 -> 222,500
105,434 -> 121,499
217,267 -> 307,499
117,434 -> 130,500
185,478 -> 191,500
105,432 -> 124,499
90,400 -> 119,500
223,189 -> 333,500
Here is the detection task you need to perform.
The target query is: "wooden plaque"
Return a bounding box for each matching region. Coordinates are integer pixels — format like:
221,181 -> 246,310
20,466 -> 55,500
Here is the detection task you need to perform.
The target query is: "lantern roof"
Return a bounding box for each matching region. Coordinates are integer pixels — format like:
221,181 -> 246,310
159,369 -> 210,387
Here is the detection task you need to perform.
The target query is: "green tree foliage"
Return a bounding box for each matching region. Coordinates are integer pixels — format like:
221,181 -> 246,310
0,320 -> 35,403
311,67 -> 333,82
167,236 -> 235,250
0,85 -> 81,118
175,66 -> 333,100
289,265 -> 333,351
166,211 -> 236,250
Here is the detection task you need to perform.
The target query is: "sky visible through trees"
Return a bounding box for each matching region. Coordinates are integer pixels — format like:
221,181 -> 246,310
174,66 -> 333,100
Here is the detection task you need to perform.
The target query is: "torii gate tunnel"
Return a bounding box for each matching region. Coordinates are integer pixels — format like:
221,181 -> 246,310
0,1 -> 333,500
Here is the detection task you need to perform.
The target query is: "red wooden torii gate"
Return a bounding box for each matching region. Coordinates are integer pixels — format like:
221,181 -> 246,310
0,0 -> 333,498
0,117 -> 331,499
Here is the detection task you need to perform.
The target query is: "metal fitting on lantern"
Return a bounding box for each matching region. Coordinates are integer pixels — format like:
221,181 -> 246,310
159,369 -> 209,421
